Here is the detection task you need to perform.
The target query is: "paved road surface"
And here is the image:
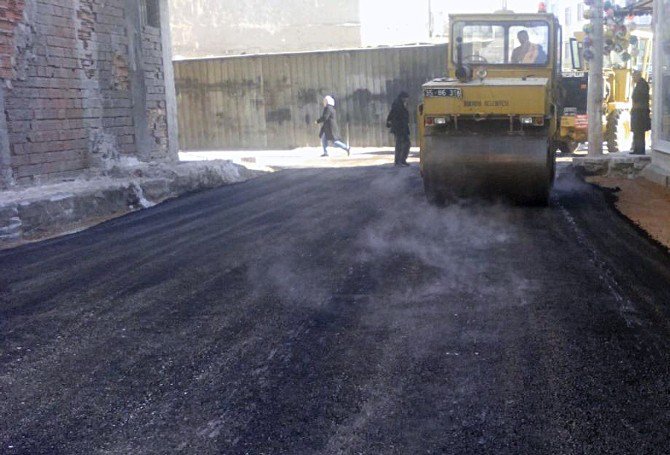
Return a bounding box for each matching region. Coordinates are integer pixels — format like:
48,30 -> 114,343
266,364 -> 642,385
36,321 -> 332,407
1,163 -> 670,454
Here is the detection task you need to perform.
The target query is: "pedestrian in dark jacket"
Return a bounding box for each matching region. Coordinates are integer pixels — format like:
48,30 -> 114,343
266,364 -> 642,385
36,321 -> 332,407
631,70 -> 651,155
386,91 -> 410,166
316,96 -> 350,157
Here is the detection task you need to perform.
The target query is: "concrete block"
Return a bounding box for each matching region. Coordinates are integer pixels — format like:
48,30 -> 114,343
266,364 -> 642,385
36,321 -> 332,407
641,163 -> 670,189
140,178 -> 171,202
0,204 -> 19,221
12,184 -> 137,239
17,194 -> 77,236
607,155 -> 651,178
0,216 -> 22,240
572,153 -> 651,179
572,156 -> 610,176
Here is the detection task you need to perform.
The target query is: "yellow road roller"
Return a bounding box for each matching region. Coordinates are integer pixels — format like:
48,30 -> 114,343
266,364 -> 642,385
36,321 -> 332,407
419,12 -> 561,205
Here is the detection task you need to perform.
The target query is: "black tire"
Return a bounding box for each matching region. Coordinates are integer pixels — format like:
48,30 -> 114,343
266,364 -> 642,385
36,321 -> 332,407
605,109 -> 632,153
540,146 -> 556,206
519,146 -> 553,206
558,140 -> 579,154
549,145 -> 556,188
515,185 -> 550,206
525,192 -> 550,207
423,174 -> 445,206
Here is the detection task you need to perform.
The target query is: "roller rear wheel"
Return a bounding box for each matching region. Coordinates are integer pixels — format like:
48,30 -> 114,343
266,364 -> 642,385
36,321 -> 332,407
605,109 -> 632,153
557,140 -> 579,154
423,173 -> 445,206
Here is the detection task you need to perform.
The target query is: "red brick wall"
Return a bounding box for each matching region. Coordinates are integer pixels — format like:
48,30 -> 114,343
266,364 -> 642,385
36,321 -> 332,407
0,0 -> 171,185
0,1 -> 26,80
142,24 -> 169,160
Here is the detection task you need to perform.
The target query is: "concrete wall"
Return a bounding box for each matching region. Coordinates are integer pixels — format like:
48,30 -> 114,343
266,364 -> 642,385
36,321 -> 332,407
0,0 -> 178,188
169,0 -> 362,59
175,45 -> 448,150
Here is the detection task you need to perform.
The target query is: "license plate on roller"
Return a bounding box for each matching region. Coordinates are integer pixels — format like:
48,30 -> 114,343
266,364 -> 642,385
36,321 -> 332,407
424,88 -> 462,98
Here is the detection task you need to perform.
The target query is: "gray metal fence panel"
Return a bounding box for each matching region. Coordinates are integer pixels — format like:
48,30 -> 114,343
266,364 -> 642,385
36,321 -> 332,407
175,44 -> 448,150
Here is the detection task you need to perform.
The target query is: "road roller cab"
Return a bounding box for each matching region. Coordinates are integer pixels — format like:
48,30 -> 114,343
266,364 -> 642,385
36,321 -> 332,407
419,12 -> 561,205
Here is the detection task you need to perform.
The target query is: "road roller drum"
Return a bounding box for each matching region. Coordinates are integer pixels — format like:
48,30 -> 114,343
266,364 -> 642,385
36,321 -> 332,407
422,131 -> 554,205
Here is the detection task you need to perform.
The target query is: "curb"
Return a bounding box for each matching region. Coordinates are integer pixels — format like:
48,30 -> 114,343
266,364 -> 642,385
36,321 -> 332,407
0,160 -> 264,249
572,153 -> 652,179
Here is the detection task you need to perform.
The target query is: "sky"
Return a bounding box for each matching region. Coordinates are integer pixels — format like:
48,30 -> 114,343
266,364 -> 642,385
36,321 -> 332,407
361,0 -> 548,16
360,0 -> 544,46
361,0 -> 546,14
438,0 -> 544,14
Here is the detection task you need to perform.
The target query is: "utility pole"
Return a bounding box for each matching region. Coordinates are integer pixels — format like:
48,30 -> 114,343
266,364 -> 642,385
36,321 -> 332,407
501,0 -> 508,10
587,0 -> 604,156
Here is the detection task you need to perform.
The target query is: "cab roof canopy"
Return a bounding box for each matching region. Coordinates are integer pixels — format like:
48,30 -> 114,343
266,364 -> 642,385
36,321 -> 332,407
618,0 -> 652,16
449,13 -> 555,20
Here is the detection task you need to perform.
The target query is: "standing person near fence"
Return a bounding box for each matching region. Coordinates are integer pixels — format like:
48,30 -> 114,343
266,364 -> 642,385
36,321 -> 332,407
386,91 -> 411,166
316,96 -> 350,157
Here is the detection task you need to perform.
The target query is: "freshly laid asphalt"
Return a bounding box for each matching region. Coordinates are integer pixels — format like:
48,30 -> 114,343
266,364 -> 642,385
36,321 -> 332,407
1,162 -> 670,454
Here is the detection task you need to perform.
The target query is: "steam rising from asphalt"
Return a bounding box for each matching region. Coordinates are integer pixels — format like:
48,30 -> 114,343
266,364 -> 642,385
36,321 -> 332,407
359,171 -> 539,306
361,171 -> 514,266
246,167 -> 535,310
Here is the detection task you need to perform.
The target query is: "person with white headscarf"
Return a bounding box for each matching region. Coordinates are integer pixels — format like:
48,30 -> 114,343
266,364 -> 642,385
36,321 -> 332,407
316,95 -> 350,157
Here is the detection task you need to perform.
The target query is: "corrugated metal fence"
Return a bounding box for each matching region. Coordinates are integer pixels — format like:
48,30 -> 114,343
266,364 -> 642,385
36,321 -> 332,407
174,44 -> 448,150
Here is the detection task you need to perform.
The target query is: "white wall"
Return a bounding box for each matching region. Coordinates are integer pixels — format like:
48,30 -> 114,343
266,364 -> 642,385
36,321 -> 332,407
359,0 -> 431,46
170,0 -> 362,58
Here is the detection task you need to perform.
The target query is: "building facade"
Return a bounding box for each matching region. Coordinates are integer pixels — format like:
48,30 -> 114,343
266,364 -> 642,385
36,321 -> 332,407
546,0 -> 649,68
650,0 -> 670,180
169,0 -> 445,60
169,0 -> 363,59
0,0 -> 178,188
546,0 -> 588,67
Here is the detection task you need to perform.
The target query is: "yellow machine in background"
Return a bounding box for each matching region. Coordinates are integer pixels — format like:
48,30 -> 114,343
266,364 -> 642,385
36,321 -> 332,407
557,30 -> 653,154
419,12 -> 561,204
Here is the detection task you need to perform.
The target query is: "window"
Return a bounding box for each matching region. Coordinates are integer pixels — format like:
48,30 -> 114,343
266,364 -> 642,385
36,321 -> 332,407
578,3 -> 585,21
452,21 -> 550,66
453,24 -> 506,64
633,37 -> 650,75
141,0 -> 160,28
564,7 -> 572,27
508,24 -> 550,65
570,38 -> 583,70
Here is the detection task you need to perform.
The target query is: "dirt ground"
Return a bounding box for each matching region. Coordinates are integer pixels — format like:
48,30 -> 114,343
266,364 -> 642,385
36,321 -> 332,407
588,176 -> 670,251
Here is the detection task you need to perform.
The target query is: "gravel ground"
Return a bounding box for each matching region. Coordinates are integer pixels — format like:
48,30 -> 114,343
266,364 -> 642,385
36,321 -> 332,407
589,175 -> 670,252
1,163 -> 670,454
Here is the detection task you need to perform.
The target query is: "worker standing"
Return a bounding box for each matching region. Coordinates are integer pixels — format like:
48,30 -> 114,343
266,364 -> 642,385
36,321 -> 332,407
386,91 -> 411,166
630,70 -> 651,155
